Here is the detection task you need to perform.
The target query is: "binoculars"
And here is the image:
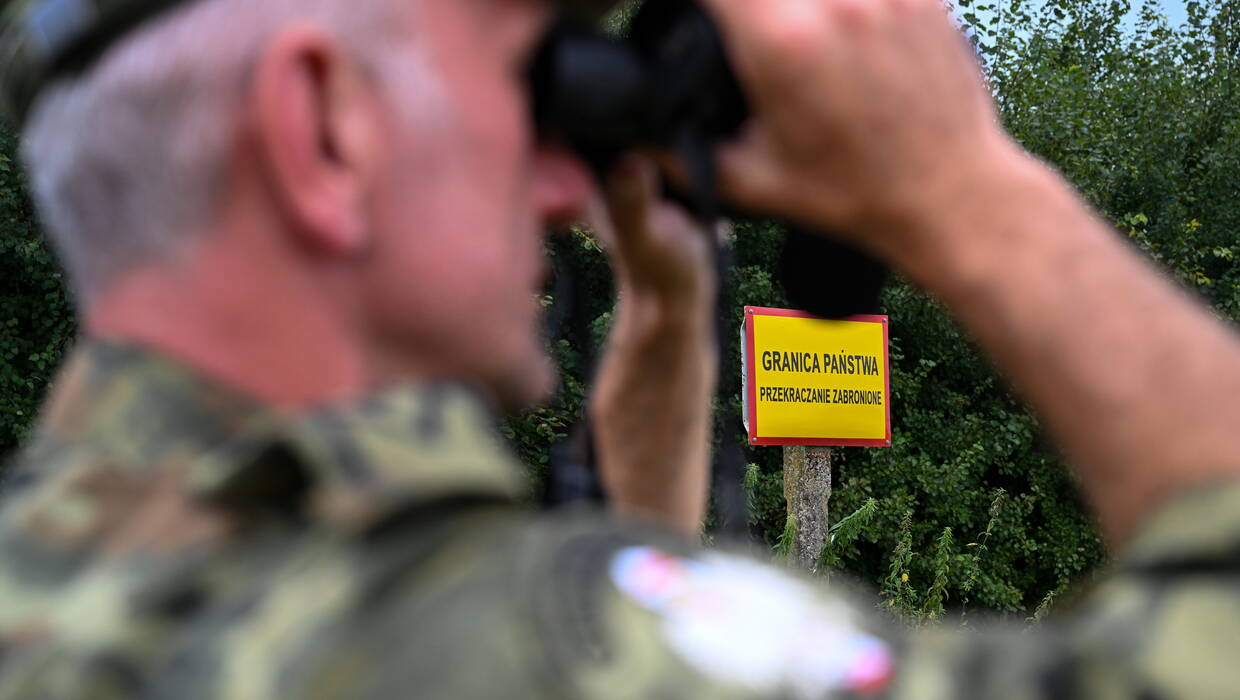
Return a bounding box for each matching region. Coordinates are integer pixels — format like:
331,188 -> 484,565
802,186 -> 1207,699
529,0 -> 888,319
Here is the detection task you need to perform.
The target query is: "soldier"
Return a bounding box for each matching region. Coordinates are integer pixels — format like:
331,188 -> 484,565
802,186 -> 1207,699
1,1 -> 1239,700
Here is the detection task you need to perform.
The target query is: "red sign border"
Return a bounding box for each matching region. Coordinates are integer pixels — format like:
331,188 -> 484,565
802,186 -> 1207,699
743,306 -> 892,448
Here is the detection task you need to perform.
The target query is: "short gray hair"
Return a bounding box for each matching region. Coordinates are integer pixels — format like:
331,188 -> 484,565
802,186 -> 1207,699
21,0 -> 429,304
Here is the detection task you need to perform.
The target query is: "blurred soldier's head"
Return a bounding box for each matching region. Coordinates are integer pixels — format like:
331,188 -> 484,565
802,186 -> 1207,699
17,0 -> 595,408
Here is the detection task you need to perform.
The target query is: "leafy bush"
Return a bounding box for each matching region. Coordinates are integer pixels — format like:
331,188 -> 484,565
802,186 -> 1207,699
0,122 -> 74,460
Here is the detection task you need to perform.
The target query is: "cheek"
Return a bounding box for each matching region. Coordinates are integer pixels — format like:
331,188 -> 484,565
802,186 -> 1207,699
379,217 -> 506,308
365,180 -> 535,338
449,75 -> 535,204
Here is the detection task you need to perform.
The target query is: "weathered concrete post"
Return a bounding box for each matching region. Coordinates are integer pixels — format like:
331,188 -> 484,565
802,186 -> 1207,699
783,446 -> 832,572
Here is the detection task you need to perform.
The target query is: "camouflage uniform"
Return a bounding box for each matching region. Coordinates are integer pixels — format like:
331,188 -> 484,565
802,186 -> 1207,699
2,340 -> 1239,699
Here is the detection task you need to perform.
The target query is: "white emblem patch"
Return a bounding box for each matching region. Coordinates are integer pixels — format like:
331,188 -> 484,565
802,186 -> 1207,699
610,546 -> 893,697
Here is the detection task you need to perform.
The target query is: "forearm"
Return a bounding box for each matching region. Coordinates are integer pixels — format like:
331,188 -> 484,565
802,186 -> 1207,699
889,145 -> 1240,545
591,284 -> 716,536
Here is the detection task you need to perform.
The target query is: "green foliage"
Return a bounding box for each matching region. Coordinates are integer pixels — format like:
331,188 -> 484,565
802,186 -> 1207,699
743,459 -> 787,537
603,0 -> 643,36
921,527 -> 956,622
0,121 -> 73,461
1027,583 -> 1068,627
816,497 -> 878,572
862,493 -> 1010,626
972,0 -> 1240,315
774,512 -> 798,562
880,513 -> 920,622
960,490 -> 1006,607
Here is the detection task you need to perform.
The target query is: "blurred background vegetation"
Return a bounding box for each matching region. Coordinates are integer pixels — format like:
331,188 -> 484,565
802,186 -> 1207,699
2,0 -> 1236,624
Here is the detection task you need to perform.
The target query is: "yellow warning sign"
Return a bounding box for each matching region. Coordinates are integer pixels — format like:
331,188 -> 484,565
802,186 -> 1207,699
742,307 -> 891,447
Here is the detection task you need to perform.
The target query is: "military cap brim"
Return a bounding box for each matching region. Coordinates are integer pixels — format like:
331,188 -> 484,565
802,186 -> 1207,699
0,0 -> 627,125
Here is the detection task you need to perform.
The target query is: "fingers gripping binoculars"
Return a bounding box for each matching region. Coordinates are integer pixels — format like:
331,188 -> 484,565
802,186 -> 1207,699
529,0 -> 889,319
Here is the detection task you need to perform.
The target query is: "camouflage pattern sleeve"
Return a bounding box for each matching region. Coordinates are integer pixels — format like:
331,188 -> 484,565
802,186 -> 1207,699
513,482 -> 1240,700
504,510 -> 899,699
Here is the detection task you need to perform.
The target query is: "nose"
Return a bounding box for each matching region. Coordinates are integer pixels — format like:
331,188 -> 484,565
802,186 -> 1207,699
532,143 -> 596,226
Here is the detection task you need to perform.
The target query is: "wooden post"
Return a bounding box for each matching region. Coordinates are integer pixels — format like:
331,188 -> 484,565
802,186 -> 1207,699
783,446 -> 832,572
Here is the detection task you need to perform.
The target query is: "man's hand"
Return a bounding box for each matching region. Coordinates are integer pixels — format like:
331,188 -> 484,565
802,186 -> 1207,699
700,0 -> 1015,255
589,157 -> 717,536
590,157 -> 717,303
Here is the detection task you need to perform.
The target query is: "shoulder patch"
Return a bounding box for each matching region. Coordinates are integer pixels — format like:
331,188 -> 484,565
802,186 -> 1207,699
610,546 -> 892,697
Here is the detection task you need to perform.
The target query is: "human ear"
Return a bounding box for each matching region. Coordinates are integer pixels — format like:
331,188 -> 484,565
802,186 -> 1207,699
249,26 -> 380,256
